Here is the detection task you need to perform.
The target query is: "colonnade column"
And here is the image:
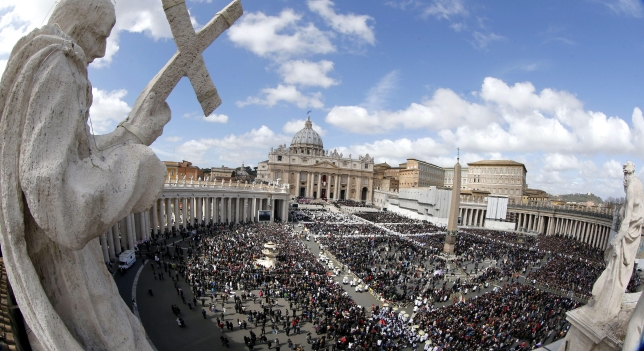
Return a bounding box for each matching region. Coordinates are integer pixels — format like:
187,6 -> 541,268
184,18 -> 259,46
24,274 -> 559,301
227,197 -> 232,223
197,197 -> 203,225
106,226 -> 116,259
138,212 -> 146,240
112,224 -> 122,255
173,198 -> 180,231
270,198 -> 275,222
347,175 -> 352,201
214,197 -> 220,223
152,201 -> 159,235
128,214 -> 136,248
100,233 -> 109,263
181,198 -> 187,228
205,197 -> 211,225
234,198 -> 239,224
159,199 -> 166,233
189,198 -> 195,227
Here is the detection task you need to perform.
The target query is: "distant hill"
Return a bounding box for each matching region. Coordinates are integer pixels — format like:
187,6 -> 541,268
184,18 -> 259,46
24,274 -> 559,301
548,193 -> 604,205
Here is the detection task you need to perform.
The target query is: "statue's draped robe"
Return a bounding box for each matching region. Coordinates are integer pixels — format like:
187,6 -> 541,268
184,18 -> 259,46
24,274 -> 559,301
0,25 -> 164,350
587,180 -> 644,322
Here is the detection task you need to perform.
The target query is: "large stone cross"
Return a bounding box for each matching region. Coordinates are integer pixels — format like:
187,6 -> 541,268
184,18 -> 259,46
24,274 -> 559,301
126,0 -> 243,119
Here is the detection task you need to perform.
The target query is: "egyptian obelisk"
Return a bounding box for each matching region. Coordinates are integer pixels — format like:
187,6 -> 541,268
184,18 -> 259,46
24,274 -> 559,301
444,152 -> 461,254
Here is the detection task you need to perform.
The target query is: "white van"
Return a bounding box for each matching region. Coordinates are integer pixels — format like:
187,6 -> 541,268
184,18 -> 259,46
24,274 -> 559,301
118,250 -> 136,270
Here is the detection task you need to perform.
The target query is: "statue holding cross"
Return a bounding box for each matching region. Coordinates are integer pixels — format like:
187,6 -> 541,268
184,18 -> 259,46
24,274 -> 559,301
0,0 -> 242,350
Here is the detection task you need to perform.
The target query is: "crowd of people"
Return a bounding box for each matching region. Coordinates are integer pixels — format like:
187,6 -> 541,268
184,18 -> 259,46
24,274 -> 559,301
355,212 -> 420,224
333,199 -> 372,208
131,206 -> 644,350
305,223 -> 390,236
292,209 -> 363,224
383,223 -> 443,235
412,284 -> 579,350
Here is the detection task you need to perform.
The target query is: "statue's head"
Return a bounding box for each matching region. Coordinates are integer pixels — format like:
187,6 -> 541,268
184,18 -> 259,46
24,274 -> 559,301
48,0 -> 116,64
624,161 -> 636,187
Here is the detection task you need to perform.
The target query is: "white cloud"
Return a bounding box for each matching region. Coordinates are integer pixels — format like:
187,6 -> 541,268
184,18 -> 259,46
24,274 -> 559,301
362,70 -> 399,111
203,113 -> 228,123
237,84 -> 324,109
450,22 -> 466,32
602,159 -> 624,179
423,0 -> 468,19
542,153 -> 587,171
278,60 -> 339,88
631,108 -> 644,149
183,111 -> 229,123
227,9 -> 334,60
326,85 -> 496,134
0,0 -> 193,69
0,1 -> 54,59
165,136 -> 182,142
307,0 -> 375,45
471,31 -> 505,49
325,77 -> 640,158
601,0 -> 644,17
282,119 -> 326,136
175,126 -> 290,165
88,88 -> 131,134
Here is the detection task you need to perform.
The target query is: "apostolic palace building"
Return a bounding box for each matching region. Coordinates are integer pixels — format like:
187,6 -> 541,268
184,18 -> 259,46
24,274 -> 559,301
257,117 -> 375,203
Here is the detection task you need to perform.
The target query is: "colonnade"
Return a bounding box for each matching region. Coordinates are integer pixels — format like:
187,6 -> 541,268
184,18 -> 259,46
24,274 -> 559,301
99,190 -> 290,263
514,212 -> 612,249
547,216 -> 611,250
459,208 -> 486,227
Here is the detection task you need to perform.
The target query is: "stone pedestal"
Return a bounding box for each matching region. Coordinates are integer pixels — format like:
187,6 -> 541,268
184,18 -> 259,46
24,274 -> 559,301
443,234 -> 456,254
256,242 -> 278,268
558,292 -> 641,351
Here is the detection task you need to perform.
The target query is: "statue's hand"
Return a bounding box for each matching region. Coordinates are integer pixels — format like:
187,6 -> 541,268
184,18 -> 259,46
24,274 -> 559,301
121,92 -> 171,146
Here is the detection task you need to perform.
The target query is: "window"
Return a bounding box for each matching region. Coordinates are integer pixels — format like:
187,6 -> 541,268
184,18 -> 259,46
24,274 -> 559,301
277,156 -> 282,161
170,170 -> 175,176
365,164 -> 369,169
300,174 -> 306,181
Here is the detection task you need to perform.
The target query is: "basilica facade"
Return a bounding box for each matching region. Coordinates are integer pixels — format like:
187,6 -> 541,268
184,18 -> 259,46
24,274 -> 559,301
257,118 -> 375,203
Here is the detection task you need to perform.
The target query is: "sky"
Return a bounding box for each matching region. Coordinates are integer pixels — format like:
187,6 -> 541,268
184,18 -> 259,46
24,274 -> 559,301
1,0 -> 644,200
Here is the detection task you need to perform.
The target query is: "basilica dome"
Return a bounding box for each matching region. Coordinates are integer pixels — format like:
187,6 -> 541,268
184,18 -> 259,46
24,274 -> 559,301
290,117 -> 323,150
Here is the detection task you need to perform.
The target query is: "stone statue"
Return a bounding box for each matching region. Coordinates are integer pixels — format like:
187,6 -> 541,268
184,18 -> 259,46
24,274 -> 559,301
0,1 -> 167,349
624,293 -> 644,350
587,161 -> 644,322
228,179 -> 232,187
236,180 -> 240,187
0,0 -> 242,349
221,179 -> 225,186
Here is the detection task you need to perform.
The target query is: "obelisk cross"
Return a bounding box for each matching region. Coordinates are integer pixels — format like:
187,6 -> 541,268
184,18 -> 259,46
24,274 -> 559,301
161,0 -> 242,115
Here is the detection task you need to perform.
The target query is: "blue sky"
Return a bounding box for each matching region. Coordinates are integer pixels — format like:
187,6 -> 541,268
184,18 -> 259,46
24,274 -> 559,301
1,0 -> 644,199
